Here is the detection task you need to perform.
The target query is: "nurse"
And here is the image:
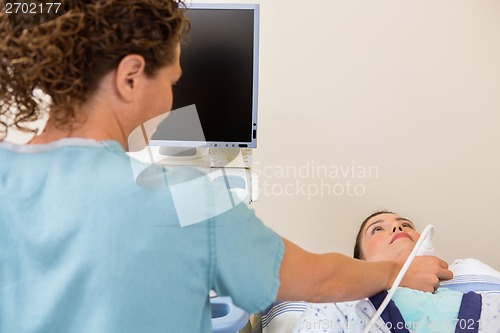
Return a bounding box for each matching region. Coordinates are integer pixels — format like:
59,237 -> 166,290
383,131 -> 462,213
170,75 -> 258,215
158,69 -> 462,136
0,1 -> 452,332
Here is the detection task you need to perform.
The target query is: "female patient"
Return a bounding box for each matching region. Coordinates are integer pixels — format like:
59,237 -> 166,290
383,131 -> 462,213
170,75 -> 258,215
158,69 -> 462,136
292,211 -> 500,333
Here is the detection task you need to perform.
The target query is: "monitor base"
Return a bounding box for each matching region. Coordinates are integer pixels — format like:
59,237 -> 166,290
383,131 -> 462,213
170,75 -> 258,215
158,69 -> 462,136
158,146 -> 201,160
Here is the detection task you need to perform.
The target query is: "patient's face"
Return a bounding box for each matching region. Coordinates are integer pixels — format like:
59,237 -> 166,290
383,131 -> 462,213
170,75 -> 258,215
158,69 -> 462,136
360,213 -> 421,261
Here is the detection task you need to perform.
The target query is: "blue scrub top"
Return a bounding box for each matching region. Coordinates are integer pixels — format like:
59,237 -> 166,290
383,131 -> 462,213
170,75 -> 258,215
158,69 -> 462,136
0,139 -> 284,333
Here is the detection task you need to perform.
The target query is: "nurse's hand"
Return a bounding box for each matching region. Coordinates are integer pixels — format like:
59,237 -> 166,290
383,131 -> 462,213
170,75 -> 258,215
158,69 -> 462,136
397,251 -> 453,293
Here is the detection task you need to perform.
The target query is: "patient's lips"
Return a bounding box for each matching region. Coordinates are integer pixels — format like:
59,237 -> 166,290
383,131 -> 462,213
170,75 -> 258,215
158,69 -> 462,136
391,233 -> 412,244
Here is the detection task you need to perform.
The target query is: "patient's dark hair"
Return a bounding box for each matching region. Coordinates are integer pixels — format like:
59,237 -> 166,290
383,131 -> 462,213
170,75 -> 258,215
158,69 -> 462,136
353,210 -> 396,260
0,0 -> 189,140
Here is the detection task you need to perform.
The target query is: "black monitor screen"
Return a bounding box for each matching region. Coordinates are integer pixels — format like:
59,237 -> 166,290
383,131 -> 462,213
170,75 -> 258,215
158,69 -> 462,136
150,5 -> 258,148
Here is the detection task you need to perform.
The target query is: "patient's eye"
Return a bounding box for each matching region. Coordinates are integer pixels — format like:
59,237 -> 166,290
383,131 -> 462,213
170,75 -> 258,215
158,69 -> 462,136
402,223 -> 414,229
371,226 -> 383,234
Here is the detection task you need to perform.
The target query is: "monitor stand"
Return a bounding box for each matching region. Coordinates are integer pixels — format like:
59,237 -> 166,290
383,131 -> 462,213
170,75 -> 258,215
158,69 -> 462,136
157,146 -> 203,161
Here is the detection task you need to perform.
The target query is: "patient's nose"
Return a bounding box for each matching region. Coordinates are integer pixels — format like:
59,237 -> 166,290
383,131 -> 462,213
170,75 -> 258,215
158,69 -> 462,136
392,226 -> 403,233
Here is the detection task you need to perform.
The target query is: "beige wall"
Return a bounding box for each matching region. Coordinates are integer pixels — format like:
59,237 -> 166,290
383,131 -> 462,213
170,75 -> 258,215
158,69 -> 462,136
8,0 -> 500,268
195,0 -> 500,267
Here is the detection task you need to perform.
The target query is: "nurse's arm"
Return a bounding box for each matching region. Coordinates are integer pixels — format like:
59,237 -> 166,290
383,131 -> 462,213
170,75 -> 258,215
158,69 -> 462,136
276,238 -> 452,303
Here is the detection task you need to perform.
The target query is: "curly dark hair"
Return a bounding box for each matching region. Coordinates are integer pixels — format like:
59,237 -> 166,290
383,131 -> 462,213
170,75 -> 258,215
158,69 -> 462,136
0,0 -> 189,140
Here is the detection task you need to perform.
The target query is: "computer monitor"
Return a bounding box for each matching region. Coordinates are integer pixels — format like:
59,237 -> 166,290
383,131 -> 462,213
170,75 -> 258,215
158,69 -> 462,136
149,3 -> 260,153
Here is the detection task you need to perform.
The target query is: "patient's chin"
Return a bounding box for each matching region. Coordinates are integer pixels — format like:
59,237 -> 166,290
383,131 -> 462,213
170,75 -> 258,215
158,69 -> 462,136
393,248 -> 414,260
370,248 -> 413,262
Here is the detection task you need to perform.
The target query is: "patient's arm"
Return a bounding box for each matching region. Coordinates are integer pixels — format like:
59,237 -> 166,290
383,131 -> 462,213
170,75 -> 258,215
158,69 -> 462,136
276,238 -> 453,303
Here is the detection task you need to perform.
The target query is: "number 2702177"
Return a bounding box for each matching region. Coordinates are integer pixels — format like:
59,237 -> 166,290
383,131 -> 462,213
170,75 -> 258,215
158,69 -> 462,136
4,2 -> 61,15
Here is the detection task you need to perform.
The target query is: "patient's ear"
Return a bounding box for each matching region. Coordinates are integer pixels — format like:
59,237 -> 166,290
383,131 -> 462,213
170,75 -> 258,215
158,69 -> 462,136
115,54 -> 146,102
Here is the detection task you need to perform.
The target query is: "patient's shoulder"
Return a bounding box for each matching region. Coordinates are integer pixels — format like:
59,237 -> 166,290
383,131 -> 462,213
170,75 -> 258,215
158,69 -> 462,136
449,258 -> 500,278
441,258 -> 500,294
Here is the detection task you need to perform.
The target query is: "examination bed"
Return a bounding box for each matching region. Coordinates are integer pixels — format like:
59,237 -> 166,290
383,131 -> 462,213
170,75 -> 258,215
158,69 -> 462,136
259,259 -> 500,333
